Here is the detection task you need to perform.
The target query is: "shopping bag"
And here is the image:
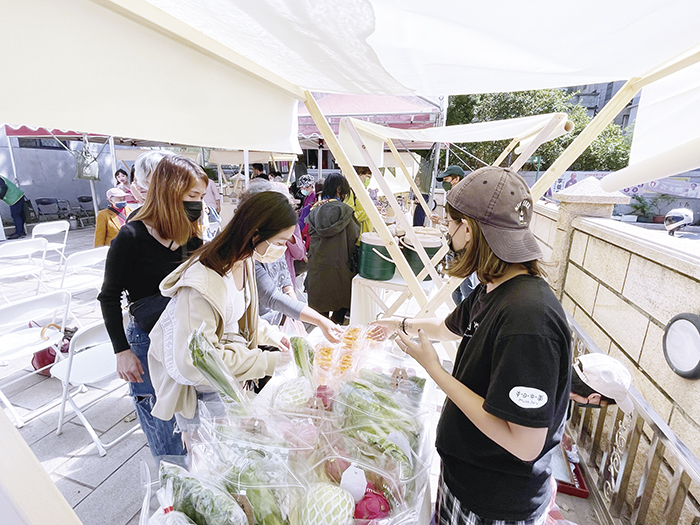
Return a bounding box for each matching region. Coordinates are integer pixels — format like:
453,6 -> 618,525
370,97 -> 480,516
282,317 -> 307,337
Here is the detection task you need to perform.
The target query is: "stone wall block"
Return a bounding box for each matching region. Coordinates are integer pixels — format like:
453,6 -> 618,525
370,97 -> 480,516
564,265 -> 598,315
593,286 -> 649,360
582,236 -> 631,293
568,230 -> 588,266
623,255 -> 700,325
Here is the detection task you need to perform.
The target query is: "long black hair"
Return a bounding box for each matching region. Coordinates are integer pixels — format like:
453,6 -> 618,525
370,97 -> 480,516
194,191 -> 297,276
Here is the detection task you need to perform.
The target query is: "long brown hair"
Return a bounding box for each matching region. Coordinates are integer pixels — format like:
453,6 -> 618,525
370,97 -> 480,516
132,156 -> 208,245
194,191 -> 297,276
445,202 -> 544,283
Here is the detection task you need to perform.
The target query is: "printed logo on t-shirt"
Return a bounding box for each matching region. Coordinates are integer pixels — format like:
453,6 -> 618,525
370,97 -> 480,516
509,386 -> 548,409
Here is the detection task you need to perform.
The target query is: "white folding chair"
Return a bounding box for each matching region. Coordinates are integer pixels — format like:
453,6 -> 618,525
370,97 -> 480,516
0,290 -> 71,427
32,220 -> 70,267
58,246 -> 109,291
51,319 -> 138,456
0,237 -> 49,302
55,246 -> 108,324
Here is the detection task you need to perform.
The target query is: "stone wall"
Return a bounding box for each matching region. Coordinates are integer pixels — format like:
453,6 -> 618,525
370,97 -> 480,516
533,201 -> 700,469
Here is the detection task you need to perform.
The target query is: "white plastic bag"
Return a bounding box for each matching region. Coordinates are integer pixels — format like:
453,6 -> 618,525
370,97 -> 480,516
149,479 -> 196,525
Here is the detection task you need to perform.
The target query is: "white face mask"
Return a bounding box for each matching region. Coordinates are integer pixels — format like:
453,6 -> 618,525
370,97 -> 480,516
253,240 -> 287,263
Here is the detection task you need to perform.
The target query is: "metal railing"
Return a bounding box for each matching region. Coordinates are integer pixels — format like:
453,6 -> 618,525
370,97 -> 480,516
568,314 -> 700,525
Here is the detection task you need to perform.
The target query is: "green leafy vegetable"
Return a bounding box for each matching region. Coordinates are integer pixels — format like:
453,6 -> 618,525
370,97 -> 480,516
188,323 -> 247,406
290,336 -> 315,388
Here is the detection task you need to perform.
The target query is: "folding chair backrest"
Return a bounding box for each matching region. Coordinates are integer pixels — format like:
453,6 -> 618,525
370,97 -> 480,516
0,237 -> 48,258
67,319 -> 110,354
59,246 -> 109,288
0,290 -> 71,330
77,196 -> 94,215
32,220 -> 70,239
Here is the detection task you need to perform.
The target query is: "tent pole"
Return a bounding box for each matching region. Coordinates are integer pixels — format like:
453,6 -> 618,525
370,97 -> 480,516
304,91 -> 430,310
317,141 -> 323,181
387,139 -> 432,220
286,158 -> 296,183
343,118 -> 443,287
243,150 -> 250,189
510,114 -> 566,172
6,133 -> 19,186
530,78 -> 641,200
108,136 -> 117,180
493,137 -> 519,167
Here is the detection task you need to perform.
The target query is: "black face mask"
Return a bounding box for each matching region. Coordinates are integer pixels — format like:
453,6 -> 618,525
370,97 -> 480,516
446,223 -> 463,254
183,200 -> 203,222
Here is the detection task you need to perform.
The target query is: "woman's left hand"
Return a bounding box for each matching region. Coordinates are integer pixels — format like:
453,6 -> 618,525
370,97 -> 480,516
396,329 -> 441,373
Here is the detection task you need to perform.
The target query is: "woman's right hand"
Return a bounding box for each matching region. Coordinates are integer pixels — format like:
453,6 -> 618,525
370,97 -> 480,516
116,349 -> 144,383
368,317 -> 402,340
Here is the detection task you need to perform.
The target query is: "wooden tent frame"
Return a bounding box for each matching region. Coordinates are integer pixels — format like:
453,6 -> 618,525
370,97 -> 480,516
305,94 -> 573,338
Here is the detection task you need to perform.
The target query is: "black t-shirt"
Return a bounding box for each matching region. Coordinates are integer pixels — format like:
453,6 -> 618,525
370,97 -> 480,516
436,274 -> 571,521
97,221 -> 202,353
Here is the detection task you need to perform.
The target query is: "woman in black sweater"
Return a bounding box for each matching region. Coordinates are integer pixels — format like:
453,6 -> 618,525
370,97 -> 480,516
98,155 -> 208,460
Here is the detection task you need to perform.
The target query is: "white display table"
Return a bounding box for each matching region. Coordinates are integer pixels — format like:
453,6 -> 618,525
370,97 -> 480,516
350,271 -> 436,325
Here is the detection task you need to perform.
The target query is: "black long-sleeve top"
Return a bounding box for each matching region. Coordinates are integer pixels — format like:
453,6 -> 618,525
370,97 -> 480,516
97,220 -> 202,353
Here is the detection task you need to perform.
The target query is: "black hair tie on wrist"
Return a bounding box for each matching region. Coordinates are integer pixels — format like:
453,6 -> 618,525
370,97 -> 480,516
401,317 -> 409,335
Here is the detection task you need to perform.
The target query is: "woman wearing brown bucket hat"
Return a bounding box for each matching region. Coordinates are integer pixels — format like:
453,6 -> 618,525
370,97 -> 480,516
372,166 -> 571,525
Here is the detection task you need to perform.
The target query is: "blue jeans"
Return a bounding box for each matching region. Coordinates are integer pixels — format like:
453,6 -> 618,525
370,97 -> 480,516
126,320 -> 185,460
10,196 -> 26,236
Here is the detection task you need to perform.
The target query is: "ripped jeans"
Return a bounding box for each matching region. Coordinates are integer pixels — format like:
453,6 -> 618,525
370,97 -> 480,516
126,320 -> 185,461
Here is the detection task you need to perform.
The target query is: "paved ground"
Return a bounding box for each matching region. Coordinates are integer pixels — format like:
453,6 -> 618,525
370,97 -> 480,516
1,223 -> 593,525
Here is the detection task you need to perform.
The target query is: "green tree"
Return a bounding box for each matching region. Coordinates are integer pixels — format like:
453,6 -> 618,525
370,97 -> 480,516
444,89 -> 631,172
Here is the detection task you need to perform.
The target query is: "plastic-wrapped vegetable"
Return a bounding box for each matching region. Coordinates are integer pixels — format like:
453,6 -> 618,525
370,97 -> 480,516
159,462 -> 248,525
149,479 -> 197,525
292,483 -> 354,525
188,322 -> 248,407
273,377 -> 312,412
290,336 -> 315,388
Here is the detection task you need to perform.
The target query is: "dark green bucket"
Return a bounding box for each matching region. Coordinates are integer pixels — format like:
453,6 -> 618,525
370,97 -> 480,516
401,235 -> 442,280
359,232 -> 395,281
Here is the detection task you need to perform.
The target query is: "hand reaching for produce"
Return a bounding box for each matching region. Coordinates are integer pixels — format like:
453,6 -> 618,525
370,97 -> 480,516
318,317 -> 343,343
116,349 -> 144,383
368,317 -> 401,340
396,329 -> 441,373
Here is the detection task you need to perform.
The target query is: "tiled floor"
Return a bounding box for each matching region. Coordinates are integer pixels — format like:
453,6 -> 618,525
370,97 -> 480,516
1,224 -> 593,525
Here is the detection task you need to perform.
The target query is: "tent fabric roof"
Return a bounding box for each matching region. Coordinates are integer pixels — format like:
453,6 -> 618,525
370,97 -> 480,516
144,0 -> 700,96
3,0 -> 700,182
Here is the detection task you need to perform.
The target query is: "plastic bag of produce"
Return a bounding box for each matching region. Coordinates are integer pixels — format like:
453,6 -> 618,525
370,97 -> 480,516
159,462 -> 248,525
149,479 -> 196,525
188,322 -> 249,408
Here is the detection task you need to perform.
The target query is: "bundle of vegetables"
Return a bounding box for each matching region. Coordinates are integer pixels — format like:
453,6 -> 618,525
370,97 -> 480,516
358,368 -> 426,409
188,323 -> 248,408
222,449 -> 290,525
159,462 -> 248,525
290,337 -> 315,388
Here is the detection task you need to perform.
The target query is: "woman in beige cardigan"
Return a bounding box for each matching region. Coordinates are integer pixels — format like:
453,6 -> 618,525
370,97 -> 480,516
148,191 -> 297,430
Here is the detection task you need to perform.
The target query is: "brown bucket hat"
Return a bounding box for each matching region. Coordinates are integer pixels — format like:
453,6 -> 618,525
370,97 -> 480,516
446,166 -> 543,263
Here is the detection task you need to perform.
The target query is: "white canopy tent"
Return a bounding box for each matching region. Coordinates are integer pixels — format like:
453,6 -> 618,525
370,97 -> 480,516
2,1 -> 700,192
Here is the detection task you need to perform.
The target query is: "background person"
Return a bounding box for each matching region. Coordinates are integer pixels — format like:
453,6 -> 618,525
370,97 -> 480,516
98,155 -> 208,460
251,163 -> 268,180
372,166 -> 571,525
0,174 -> 27,239
147,191 -> 298,432
343,166 -> 373,242
203,177 -> 221,213
94,187 -> 133,247
130,150 -> 176,206
306,173 -> 360,325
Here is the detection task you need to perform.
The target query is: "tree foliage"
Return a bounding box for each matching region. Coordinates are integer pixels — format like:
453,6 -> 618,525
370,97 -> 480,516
444,89 -> 631,172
